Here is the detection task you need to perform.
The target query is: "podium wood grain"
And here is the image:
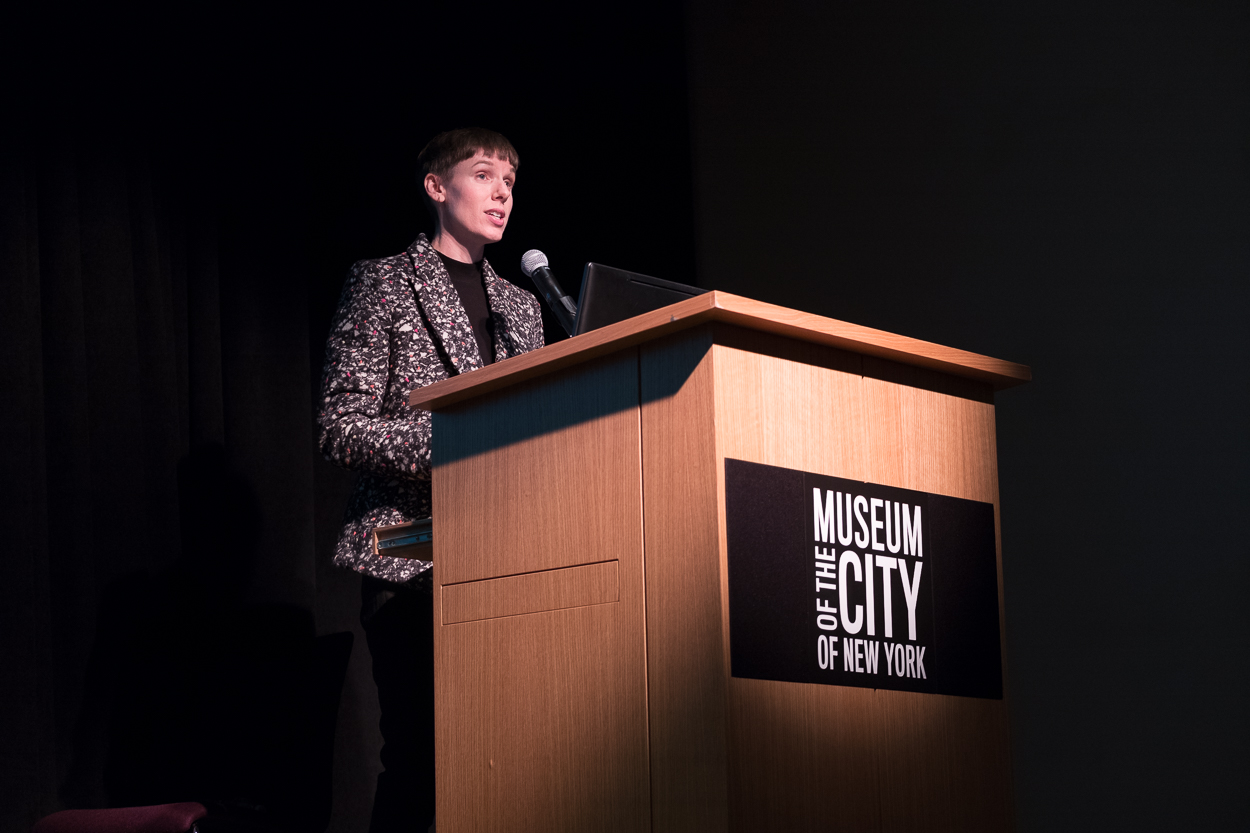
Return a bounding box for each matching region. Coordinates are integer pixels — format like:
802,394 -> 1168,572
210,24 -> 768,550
639,328 -> 729,833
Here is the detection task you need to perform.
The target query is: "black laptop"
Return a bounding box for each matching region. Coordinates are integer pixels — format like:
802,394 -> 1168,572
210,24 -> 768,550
573,263 -> 708,336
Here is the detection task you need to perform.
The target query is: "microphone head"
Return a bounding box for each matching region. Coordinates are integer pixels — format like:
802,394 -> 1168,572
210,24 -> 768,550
520,249 -> 549,277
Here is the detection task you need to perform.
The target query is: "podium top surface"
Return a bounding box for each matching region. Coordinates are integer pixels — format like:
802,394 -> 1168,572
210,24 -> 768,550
410,291 -> 1031,411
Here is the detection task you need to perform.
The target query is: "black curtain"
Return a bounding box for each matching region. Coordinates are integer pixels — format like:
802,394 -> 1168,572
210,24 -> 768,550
0,128 -> 330,824
2,4 -> 695,831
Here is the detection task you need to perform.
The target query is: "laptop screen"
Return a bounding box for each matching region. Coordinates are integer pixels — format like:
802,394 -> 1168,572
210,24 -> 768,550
573,263 -> 708,335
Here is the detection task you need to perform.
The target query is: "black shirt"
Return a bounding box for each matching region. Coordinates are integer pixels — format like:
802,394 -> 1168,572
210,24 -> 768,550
436,251 -> 495,366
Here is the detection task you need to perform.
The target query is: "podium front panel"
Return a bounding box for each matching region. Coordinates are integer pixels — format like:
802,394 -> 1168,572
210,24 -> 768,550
433,351 -> 651,833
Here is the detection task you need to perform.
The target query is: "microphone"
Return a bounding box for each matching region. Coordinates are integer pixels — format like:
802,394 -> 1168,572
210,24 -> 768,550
521,249 -> 578,337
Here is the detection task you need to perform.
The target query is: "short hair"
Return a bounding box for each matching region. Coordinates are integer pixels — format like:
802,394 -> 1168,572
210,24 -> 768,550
417,128 -> 520,222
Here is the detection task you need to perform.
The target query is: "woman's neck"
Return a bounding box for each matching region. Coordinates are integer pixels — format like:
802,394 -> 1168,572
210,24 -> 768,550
430,228 -> 482,264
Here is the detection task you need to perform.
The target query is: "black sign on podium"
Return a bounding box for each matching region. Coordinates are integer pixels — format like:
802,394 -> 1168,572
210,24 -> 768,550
725,459 -> 1003,699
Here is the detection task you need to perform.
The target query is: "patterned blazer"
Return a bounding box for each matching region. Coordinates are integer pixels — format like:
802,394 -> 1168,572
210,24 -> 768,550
318,234 -> 545,586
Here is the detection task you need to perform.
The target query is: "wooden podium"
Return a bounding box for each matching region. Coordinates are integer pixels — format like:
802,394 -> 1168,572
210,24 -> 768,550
410,292 -> 1029,833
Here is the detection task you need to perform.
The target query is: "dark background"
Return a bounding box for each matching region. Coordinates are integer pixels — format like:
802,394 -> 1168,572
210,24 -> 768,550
3,1 -> 1246,831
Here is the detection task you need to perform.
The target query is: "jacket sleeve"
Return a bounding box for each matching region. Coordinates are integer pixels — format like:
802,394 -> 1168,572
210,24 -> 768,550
317,260 -> 431,481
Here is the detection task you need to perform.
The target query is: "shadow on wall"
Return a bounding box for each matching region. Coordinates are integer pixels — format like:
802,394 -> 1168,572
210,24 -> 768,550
60,442 -> 351,833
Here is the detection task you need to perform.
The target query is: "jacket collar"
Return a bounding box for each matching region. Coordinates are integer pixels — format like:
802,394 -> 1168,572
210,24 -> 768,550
404,235 -> 519,375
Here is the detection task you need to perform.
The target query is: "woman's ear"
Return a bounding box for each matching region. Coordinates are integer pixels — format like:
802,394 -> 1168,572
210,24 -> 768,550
423,172 -> 445,204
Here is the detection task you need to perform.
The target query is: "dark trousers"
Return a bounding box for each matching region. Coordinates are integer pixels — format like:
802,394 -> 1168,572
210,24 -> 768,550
362,577 -> 435,831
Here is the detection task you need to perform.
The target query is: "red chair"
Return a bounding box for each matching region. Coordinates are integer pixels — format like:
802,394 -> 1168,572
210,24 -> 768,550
33,803 -> 208,833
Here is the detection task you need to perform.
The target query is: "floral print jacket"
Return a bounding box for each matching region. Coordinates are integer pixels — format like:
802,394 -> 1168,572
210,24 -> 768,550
318,235 -> 545,586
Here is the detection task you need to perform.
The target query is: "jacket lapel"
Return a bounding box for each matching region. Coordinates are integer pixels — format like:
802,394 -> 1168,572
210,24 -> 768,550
481,259 -> 528,361
402,235 -> 480,375
405,235 -> 482,376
